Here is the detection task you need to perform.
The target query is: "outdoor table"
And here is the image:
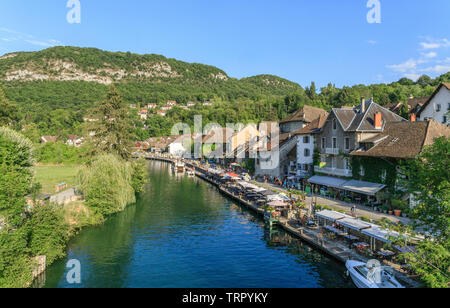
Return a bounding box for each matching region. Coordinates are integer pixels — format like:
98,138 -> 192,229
353,242 -> 369,249
377,250 -> 395,259
344,235 -> 359,242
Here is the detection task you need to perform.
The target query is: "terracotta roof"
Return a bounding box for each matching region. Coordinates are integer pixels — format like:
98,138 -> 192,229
203,127 -> 234,144
386,96 -> 430,115
280,105 -> 328,124
41,136 -> 57,143
292,113 -> 329,135
417,83 -> 450,117
351,120 -> 450,159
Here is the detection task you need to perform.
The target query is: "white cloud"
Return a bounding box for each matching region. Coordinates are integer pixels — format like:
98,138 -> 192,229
386,37 -> 450,80
404,73 -> 421,81
420,65 -> 450,74
387,58 -> 423,73
419,38 -> 450,50
0,28 -> 62,48
422,51 -> 437,58
367,40 -> 377,45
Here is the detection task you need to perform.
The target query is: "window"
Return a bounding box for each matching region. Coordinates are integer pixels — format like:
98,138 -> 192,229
304,149 -> 311,157
360,166 -> 365,177
333,119 -> 337,130
332,137 -> 337,149
345,137 -> 350,150
321,138 -> 326,149
436,104 -> 441,112
444,116 -> 448,125
303,136 -> 310,144
381,169 -> 387,182
344,158 -> 350,170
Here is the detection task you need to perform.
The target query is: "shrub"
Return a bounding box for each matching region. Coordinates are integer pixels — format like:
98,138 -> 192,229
25,204 -> 69,265
77,154 -> 136,216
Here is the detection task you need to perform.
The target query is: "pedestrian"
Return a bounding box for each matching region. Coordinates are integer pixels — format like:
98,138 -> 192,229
351,205 -> 357,218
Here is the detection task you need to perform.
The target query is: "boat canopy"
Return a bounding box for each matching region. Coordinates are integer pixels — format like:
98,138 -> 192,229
316,210 -> 352,223
339,218 -> 372,231
341,180 -> 386,196
308,176 -> 348,189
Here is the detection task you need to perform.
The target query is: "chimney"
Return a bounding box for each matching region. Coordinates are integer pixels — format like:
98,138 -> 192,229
361,97 -> 366,114
374,113 -> 383,129
410,113 -> 417,122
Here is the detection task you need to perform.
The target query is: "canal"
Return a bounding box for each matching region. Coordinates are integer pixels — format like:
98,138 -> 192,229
43,161 -> 353,288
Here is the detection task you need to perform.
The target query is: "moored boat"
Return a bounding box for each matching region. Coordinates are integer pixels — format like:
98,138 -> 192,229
346,260 -> 404,288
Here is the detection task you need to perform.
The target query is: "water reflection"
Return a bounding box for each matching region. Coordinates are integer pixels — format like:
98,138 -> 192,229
43,161 -> 353,288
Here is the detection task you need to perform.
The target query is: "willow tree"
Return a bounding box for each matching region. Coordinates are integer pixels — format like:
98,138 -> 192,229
87,86 -> 134,160
0,127 -> 35,227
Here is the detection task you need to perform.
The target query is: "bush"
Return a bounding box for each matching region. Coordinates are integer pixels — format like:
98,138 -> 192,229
130,159 -> 148,194
77,154 -> 136,216
25,205 -> 69,265
0,228 -> 33,288
0,127 -> 35,226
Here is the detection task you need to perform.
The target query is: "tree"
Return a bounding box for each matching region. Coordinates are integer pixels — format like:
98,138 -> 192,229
0,86 -> 19,127
87,86 -> 134,159
403,137 -> 449,241
0,127 -> 35,227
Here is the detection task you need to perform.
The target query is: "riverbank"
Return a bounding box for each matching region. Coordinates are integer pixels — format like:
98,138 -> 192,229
147,155 -> 419,288
43,161 -> 354,288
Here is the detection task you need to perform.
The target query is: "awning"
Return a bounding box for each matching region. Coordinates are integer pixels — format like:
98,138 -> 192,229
341,180 -> 386,196
338,218 -> 372,231
308,176 -> 348,189
267,194 -> 291,202
315,210 -> 352,222
362,227 -> 401,244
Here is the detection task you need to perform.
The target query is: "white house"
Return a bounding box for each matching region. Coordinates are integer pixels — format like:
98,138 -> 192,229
168,135 -> 192,157
295,114 -> 328,178
417,83 -> 450,125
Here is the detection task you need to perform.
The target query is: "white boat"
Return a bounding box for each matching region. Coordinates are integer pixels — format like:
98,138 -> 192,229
187,169 -> 195,177
346,260 -> 404,289
175,161 -> 185,173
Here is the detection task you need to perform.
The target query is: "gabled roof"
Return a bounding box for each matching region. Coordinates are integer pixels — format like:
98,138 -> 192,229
386,96 -> 430,115
280,105 -> 328,124
417,83 -> 450,117
292,113 -> 329,135
331,100 -> 405,133
351,120 -> 450,159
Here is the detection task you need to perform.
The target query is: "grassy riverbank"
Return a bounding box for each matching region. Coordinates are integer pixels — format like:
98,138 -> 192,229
35,165 -> 80,194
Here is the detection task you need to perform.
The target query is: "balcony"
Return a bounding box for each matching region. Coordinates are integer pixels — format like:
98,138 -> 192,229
315,166 -> 352,177
325,148 -> 339,155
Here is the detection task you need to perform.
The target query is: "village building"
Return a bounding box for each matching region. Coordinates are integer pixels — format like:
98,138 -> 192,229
203,101 -> 212,106
129,104 -> 137,109
294,113 -> 328,179
41,136 -> 57,144
386,95 -> 429,118
166,101 -> 177,106
307,98 -> 408,204
187,101 -> 196,107
351,120 -> 450,206
66,135 -> 84,147
254,106 -> 328,179
147,104 -> 157,109
161,105 -> 173,111
416,82 -> 450,125
157,110 -> 167,117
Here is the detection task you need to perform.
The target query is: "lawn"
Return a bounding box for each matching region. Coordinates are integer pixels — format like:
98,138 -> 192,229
35,165 -> 80,194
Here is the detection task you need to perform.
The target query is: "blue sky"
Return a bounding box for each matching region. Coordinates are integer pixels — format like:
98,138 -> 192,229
0,0 -> 449,88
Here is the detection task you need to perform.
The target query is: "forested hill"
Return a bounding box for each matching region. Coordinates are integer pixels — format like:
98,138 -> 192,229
0,46 -> 302,97
0,46 -> 449,140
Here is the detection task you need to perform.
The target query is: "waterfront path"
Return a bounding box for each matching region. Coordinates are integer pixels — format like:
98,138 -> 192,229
251,181 -> 412,225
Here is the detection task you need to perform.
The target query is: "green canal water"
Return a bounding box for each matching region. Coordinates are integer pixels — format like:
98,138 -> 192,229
42,161 -> 353,288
